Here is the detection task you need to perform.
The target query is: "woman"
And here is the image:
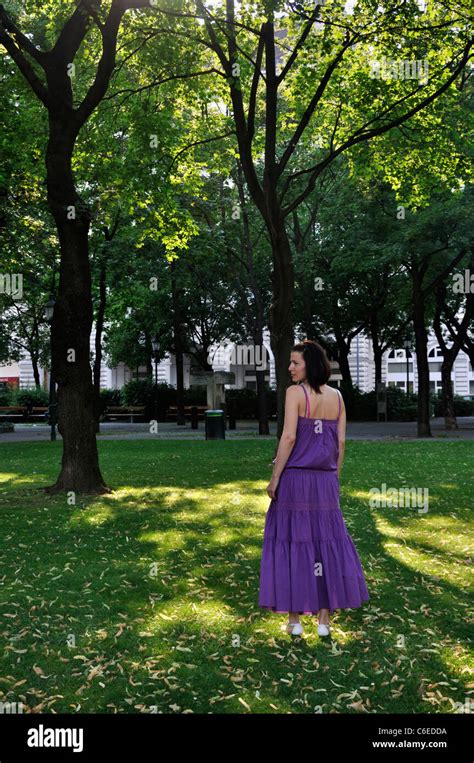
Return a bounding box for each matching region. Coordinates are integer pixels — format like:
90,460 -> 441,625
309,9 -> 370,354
258,339 -> 370,637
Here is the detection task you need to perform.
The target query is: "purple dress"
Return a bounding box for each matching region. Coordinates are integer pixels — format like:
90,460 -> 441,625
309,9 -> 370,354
258,383 -> 370,615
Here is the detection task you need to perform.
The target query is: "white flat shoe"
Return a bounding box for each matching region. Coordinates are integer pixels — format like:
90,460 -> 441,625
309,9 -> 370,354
317,623 -> 331,637
286,622 -> 303,636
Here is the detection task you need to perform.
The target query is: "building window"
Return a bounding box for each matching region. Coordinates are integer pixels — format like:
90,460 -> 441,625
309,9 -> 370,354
387,362 -> 413,373
388,349 -> 412,359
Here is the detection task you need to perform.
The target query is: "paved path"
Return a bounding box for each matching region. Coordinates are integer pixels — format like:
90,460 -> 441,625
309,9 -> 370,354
1,417 -> 473,443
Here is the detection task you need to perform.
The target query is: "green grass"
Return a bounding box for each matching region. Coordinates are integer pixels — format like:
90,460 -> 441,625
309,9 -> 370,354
0,439 -> 472,714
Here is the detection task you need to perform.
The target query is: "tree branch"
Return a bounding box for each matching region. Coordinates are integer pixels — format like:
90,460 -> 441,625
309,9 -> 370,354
276,32 -> 358,178
0,4 -> 46,62
165,130 -> 236,177
74,1 -> 127,126
0,8 -> 50,106
277,5 -> 322,83
281,37 -> 474,216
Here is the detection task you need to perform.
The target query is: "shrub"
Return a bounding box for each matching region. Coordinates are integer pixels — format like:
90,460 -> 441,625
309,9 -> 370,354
183,386 -> 207,405
98,388 -> 123,417
433,393 -> 474,417
0,389 -> 12,406
15,387 -> 49,409
225,385 -> 277,419
0,421 -> 14,433
226,387 -> 258,418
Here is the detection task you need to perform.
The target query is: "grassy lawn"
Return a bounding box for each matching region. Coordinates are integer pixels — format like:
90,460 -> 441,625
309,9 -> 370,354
0,439 -> 472,714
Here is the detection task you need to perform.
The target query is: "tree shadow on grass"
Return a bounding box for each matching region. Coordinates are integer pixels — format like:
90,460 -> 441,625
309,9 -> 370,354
0,440 -> 471,713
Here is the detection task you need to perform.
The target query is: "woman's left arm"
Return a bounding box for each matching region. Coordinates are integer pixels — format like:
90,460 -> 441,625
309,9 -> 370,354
267,386 -> 299,498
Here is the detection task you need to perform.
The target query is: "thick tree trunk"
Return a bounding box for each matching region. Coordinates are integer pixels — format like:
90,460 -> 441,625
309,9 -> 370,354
235,162 -> 269,434
31,354 -> 41,389
45,121 -> 108,494
440,360 -> 457,430
369,314 -> 383,386
412,286 -> 432,438
93,262 -> 106,433
144,333 -> 153,380
373,347 -> 383,387
171,261 -> 186,426
336,343 -> 353,390
267,218 -> 294,440
433,277 -> 473,431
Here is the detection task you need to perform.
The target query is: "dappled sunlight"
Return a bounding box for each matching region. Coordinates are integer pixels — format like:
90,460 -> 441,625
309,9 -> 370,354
0,439 -> 471,713
376,516 -> 472,557
348,489 -> 377,501
69,500 -> 115,527
0,472 -> 22,483
380,538 -> 470,587
0,471 -> 42,486
437,643 -> 473,686
146,597 -> 235,633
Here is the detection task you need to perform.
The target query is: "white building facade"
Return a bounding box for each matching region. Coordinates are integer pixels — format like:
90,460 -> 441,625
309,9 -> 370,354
1,328 -> 473,397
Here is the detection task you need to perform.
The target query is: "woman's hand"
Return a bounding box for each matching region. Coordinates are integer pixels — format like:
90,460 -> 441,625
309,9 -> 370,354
266,475 -> 280,500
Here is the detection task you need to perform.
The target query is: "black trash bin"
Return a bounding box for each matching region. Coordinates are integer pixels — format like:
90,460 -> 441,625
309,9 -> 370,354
205,409 -> 225,440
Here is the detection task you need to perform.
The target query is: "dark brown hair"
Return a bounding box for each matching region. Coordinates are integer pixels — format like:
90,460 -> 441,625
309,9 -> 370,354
291,339 -> 331,393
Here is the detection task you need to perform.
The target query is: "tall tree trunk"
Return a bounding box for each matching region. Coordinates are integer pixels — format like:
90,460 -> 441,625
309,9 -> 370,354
144,332 -> 153,380
234,162 -> 269,434
171,261 -> 186,426
433,271 -> 474,429
31,354 -> 41,389
45,121 -> 108,494
412,276 -> 432,437
440,359 -> 457,430
93,261 -> 106,433
267,217 -> 294,440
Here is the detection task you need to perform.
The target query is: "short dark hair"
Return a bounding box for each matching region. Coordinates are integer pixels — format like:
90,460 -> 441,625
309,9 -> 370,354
291,339 -> 331,393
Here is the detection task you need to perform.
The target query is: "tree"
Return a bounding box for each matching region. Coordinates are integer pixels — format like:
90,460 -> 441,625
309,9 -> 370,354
0,0 -> 213,492
169,0 -> 473,437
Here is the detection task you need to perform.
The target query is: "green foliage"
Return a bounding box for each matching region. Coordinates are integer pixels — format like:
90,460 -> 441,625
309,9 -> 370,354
99,388 -> 123,411
121,378 -> 154,406
0,388 -> 13,405
14,387 -> 48,408
349,387 -> 473,421
433,394 -> 474,417
226,385 -> 277,419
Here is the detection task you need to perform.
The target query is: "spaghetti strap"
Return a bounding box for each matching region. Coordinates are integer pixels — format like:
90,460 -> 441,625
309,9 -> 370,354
300,383 -> 310,418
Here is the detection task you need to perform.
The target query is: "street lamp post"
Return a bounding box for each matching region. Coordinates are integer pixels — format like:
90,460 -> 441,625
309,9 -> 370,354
403,340 -> 411,398
151,335 -> 159,422
44,295 -> 57,441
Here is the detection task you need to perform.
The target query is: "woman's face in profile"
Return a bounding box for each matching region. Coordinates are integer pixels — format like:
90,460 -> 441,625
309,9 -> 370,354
289,352 -> 305,383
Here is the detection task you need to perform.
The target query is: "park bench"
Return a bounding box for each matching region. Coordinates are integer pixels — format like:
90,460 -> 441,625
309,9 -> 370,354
28,406 -> 49,422
0,406 -> 27,422
104,405 -> 145,423
166,405 -> 208,422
